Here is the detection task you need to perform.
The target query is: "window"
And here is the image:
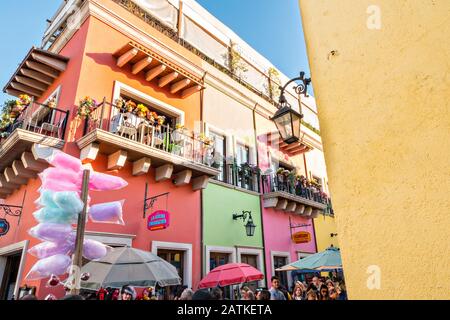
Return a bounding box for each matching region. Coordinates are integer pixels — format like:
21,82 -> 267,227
236,143 -> 250,166
240,254 -> 259,292
209,131 -> 227,182
157,249 -> 185,300
273,256 -> 289,289
119,94 -> 177,129
158,250 -> 185,282
209,252 -> 230,271
0,254 -> 21,300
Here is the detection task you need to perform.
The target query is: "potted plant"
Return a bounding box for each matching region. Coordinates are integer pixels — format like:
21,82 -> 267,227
18,94 -> 32,107
47,97 -> 57,109
115,97 -> 126,112
125,100 -> 136,113
173,124 -> 187,143
77,96 -> 97,119
136,104 -> 149,118
156,115 -> 166,128
198,133 -> 214,150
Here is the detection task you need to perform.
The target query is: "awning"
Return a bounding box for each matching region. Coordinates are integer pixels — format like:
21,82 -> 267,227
267,131 -> 314,156
113,41 -> 204,98
3,47 -> 69,98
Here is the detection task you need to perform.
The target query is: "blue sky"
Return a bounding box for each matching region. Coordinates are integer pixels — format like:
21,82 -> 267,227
0,0 -> 310,102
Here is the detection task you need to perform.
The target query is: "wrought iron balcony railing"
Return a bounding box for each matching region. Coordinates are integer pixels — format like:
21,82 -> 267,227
213,162 -> 260,193
83,100 -> 215,167
0,102 -> 69,145
261,173 -> 334,215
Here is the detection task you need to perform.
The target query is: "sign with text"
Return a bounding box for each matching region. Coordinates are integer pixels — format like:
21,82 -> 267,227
147,210 -> 170,231
0,218 -> 10,237
292,231 -> 311,244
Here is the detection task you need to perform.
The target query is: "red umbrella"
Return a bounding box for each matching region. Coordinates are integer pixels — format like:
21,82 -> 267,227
198,263 -> 264,289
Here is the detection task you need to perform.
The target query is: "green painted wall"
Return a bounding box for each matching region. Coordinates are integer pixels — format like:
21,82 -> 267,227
203,183 -> 263,248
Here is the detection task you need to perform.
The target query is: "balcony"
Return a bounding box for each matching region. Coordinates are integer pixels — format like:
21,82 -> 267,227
261,173 -> 333,218
212,163 -> 260,193
0,102 -> 69,198
77,100 -> 220,191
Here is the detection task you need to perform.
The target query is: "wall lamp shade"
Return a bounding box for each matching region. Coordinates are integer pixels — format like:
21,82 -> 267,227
271,106 -> 303,144
233,211 -> 256,237
245,215 -> 256,237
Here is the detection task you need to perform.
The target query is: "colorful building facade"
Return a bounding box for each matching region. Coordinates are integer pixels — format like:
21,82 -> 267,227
0,0 -> 338,299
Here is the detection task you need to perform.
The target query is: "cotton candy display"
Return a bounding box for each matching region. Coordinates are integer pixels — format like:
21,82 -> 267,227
89,172 -> 129,191
26,146 -> 128,281
89,201 -> 125,225
83,239 -> 110,261
28,242 -> 72,259
47,150 -> 83,173
29,223 -> 73,242
26,254 -> 72,281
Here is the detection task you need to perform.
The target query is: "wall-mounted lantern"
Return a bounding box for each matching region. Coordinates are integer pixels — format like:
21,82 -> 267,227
330,233 -> 338,238
271,71 -> 311,144
233,211 -> 256,237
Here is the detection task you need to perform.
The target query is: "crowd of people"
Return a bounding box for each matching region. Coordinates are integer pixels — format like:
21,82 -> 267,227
18,275 -> 347,301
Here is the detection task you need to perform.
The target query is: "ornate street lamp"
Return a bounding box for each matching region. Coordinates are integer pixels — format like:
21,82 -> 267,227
233,211 -> 256,237
271,71 -> 311,144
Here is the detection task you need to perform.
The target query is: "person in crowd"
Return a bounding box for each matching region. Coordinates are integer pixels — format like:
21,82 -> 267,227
269,276 -> 286,300
336,282 -> 348,300
210,287 -> 223,300
179,288 -> 194,300
311,276 -> 321,293
120,285 -> 136,301
326,280 -> 338,299
246,290 -> 256,300
240,286 -> 250,300
256,289 -> 271,301
19,294 -> 38,300
306,290 -> 318,300
318,284 -> 329,301
139,287 -> 154,300
192,289 -> 212,300
173,285 -> 187,300
280,285 -> 292,300
292,284 -> 305,300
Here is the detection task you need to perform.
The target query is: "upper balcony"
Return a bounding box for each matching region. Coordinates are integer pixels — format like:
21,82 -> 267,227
261,172 -> 333,218
212,162 -> 261,194
77,99 -> 220,191
0,101 -> 69,198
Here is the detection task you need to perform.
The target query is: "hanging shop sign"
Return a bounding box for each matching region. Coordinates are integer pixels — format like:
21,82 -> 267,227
292,231 -> 311,244
147,210 -> 170,231
0,218 -> 10,237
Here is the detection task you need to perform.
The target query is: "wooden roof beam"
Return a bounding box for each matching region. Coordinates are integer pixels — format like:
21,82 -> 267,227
132,56 -> 152,75
10,82 -> 43,97
26,61 -> 60,78
20,68 -> 54,85
158,72 -> 179,88
146,64 -> 166,82
117,48 -> 139,68
15,76 -> 48,92
181,85 -> 202,99
170,79 -> 191,94
31,52 -> 67,72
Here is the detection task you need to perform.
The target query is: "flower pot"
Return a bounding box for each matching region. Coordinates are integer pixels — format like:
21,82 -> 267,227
172,130 -> 185,143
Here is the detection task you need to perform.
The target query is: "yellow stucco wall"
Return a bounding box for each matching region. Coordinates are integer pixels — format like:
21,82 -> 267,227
299,0 -> 450,299
314,215 -> 339,252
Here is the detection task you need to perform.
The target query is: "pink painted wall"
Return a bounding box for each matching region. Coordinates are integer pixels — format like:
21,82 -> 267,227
262,207 -> 317,283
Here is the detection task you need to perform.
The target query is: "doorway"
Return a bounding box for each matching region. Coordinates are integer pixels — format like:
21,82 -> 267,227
0,253 -> 21,300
